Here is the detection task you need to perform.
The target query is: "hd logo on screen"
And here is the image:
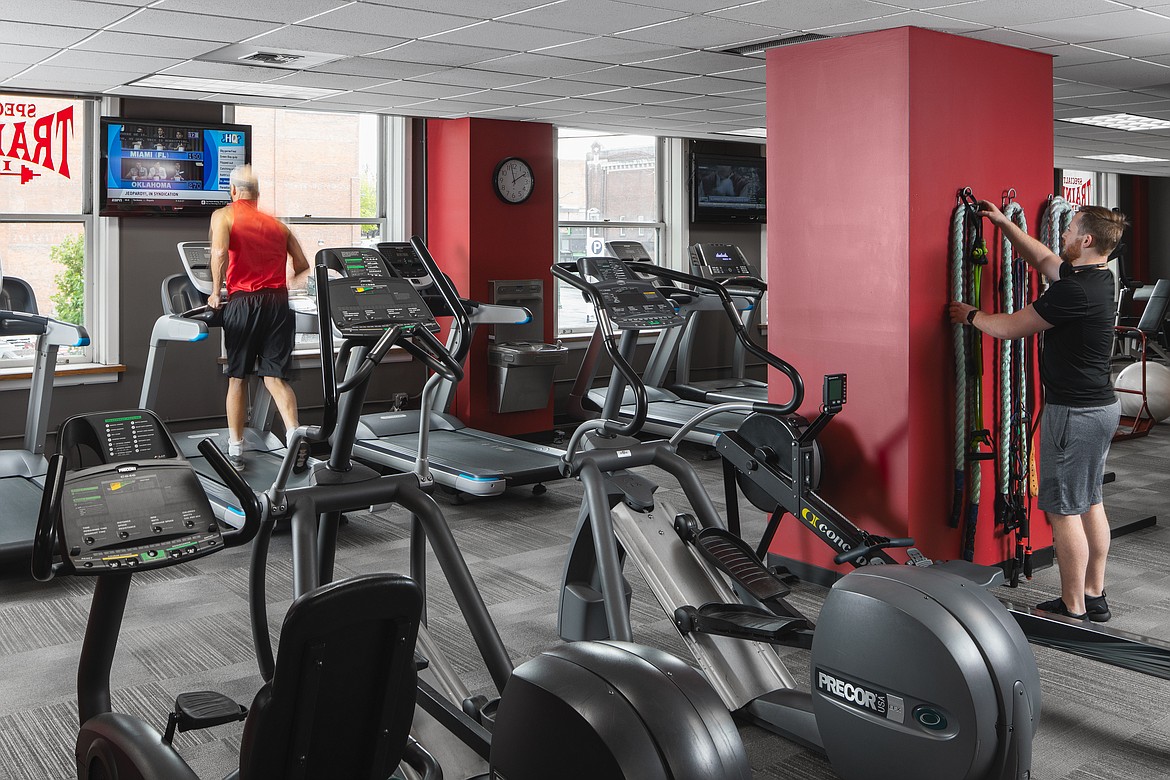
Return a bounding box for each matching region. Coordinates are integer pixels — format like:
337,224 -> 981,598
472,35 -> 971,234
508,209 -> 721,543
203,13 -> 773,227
0,102 -> 75,185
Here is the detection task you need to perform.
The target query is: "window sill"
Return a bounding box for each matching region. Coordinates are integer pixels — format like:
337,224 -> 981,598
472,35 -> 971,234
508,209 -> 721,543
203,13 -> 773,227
0,363 -> 125,391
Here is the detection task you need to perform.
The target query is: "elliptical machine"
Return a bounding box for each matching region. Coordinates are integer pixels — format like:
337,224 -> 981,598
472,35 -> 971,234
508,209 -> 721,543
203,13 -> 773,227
257,240 -> 753,780
553,255 -> 1041,780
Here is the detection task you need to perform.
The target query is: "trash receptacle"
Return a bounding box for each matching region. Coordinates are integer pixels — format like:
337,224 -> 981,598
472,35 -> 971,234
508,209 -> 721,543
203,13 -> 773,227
489,341 -> 568,413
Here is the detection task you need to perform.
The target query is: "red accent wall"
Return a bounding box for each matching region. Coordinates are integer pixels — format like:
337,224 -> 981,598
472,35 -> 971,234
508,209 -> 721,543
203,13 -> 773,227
766,27 -> 1054,570
425,118 -> 556,434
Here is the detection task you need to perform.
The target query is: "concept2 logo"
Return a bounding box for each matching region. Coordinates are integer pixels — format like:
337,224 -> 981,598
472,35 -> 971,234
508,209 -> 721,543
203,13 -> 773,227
800,507 -> 851,553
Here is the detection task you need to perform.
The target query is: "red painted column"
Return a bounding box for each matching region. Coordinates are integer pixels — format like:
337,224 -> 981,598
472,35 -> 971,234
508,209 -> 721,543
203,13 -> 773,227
425,118 -> 556,435
766,27 -> 1054,570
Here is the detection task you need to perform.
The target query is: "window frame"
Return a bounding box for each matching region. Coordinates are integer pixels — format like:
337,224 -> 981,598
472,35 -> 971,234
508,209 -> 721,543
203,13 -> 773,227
0,95 -> 103,373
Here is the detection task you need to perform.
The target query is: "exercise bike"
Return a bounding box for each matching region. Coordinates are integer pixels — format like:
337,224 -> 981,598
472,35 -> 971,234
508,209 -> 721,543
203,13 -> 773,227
31,408 -> 440,779
553,254 -> 1041,780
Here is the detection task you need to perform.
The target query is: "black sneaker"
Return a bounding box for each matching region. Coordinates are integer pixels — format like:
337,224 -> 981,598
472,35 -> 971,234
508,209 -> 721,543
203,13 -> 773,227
227,452 -> 246,473
292,441 -> 311,475
1084,593 -> 1111,623
1035,596 -> 1087,620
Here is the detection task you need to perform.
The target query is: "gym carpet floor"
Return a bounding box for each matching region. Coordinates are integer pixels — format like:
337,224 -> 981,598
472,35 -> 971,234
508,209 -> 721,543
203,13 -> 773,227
0,424 -> 1167,779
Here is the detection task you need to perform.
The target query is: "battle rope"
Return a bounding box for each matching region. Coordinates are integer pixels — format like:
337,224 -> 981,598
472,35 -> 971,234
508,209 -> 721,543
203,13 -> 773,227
950,188 -> 995,561
1039,195 -> 1074,290
996,193 -> 1035,585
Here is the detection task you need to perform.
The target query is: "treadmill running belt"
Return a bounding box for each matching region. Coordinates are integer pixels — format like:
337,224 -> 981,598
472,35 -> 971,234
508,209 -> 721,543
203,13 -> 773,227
360,431 -> 562,482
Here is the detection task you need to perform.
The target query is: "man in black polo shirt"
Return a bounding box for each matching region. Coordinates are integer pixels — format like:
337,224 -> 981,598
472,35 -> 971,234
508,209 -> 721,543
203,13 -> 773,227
949,202 -> 1125,622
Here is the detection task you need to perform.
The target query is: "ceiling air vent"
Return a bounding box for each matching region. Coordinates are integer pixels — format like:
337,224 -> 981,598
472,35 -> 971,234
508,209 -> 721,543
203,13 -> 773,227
723,33 -> 829,56
240,51 -> 305,66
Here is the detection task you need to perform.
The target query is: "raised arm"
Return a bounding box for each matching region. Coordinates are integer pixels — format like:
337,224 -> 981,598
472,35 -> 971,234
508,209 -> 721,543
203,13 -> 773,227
207,207 -> 232,309
978,200 -> 1062,280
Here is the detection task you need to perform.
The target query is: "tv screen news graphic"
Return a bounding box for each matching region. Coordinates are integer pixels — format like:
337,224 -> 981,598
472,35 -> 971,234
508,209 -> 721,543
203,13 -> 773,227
99,119 -> 251,217
691,152 -> 767,224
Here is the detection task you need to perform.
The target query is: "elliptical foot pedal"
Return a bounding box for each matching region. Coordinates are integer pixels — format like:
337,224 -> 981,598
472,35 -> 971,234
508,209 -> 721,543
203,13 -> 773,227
678,520 -> 791,603
675,603 -> 812,648
163,691 -> 247,744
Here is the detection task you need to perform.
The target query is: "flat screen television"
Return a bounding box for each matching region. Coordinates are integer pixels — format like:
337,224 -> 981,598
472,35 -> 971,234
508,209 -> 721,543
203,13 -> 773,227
690,152 -> 766,224
99,118 -> 251,217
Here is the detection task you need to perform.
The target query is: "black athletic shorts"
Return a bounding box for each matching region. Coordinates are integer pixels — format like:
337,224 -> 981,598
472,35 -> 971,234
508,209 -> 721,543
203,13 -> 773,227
222,288 -> 295,379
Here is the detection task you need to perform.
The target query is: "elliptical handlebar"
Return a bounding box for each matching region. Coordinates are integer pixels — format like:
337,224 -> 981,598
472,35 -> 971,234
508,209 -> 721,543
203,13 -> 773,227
197,438 -> 262,548
399,322 -> 464,384
30,453 -> 67,582
551,261 -> 647,439
631,263 -> 804,415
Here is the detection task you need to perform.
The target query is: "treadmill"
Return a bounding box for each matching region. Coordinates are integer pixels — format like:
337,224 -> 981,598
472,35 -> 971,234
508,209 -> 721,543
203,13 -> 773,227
324,241 -> 567,497
0,276 -> 90,562
138,242 -> 315,524
567,241 -> 754,446
670,243 -> 768,404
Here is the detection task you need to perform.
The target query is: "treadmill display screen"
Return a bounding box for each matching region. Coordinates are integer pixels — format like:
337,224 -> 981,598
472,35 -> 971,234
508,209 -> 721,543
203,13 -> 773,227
339,251 -> 391,279
376,243 -> 430,281
599,286 -> 680,329
60,462 -> 221,572
693,244 -> 754,278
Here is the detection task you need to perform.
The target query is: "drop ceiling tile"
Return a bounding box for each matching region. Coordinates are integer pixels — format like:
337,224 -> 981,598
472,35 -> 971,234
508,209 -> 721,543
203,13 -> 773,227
317,89 -> 420,108
306,5 -> 476,38
47,50 -> 184,74
646,74 -> 759,94
637,49 -> 762,76
565,84 -> 688,103
1062,92 -> 1170,108
962,28 -> 1064,48
0,23 -> 93,48
811,10 -> 988,35
1037,44 -> 1125,67
411,68 -> 542,90
1014,10 -> 1170,44
363,0 -> 546,16
648,92 -> 757,109
109,10 -> 281,43
267,71 -> 395,91
73,31 -> 224,59
0,46 -> 58,66
711,84 -> 766,99
426,21 -> 593,52
0,63 -> 31,81
308,57 -> 438,80
3,0 -> 138,29
369,41 -> 509,68
472,53 -> 613,78
506,0 -> 685,35
538,37 -> 688,65
506,78 -> 619,98
711,0 -> 895,29
104,84 -> 216,101
154,0 -> 351,24
9,64 -> 140,87
359,79 -> 480,99
618,0 -> 747,15
247,26 -> 406,56
1086,32 -> 1170,58
615,16 -> 787,49
1054,58 -> 1170,89
162,61 -> 285,82
936,0 -> 1123,27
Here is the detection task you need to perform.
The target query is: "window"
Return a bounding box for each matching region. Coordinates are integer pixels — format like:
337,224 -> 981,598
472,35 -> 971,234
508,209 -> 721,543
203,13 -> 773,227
557,129 -> 662,334
234,106 -> 384,243
0,94 -> 93,367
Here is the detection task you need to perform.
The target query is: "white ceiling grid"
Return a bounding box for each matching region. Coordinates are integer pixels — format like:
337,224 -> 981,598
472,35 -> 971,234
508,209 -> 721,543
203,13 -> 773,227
3,1 -> 1170,173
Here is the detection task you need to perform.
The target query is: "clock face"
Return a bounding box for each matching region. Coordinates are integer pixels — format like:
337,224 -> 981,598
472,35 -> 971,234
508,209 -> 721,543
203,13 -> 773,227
493,157 -> 534,204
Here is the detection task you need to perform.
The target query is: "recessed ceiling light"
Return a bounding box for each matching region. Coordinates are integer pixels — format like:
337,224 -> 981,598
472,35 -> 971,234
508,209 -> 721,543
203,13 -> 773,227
1079,153 -> 1169,163
718,128 -> 766,138
128,75 -> 342,100
1061,113 -> 1170,131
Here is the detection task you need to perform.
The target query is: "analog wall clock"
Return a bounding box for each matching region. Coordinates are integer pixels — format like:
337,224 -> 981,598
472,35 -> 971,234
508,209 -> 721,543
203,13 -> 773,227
492,156 -> 534,204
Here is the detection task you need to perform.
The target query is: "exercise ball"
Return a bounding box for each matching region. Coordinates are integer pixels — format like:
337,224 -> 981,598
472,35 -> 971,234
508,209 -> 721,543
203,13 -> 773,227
1115,361 -> 1170,422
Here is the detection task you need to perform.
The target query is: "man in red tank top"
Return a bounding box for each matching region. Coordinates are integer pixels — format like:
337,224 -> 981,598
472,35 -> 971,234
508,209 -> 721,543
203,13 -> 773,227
207,165 -> 311,472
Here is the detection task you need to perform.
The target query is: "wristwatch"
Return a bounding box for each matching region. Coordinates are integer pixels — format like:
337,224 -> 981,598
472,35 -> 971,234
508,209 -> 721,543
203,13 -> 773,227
966,309 -> 978,325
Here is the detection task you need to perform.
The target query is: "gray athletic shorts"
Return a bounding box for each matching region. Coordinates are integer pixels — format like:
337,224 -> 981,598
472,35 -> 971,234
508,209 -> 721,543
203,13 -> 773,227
1038,401 -> 1120,515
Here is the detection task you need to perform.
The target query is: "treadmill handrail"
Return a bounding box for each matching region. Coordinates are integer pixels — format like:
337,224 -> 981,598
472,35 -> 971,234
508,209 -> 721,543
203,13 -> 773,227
625,263 -> 803,415
409,236 -> 472,364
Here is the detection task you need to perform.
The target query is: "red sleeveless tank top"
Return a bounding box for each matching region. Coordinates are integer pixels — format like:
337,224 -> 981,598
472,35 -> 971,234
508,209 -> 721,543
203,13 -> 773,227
226,200 -> 288,293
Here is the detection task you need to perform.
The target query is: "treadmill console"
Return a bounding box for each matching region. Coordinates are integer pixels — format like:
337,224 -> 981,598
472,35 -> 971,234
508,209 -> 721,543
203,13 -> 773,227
51,411 -> 222,575
376,242 -> 433,288
318,248 -> 440,338
177,242 -> 216,295
578,256 -> 685,331
688,243 -> 758,281
604,240 -> 653,264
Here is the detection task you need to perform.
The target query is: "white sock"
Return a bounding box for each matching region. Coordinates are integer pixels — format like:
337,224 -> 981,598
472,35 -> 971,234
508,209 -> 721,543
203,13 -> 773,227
228,439 -> 244,457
